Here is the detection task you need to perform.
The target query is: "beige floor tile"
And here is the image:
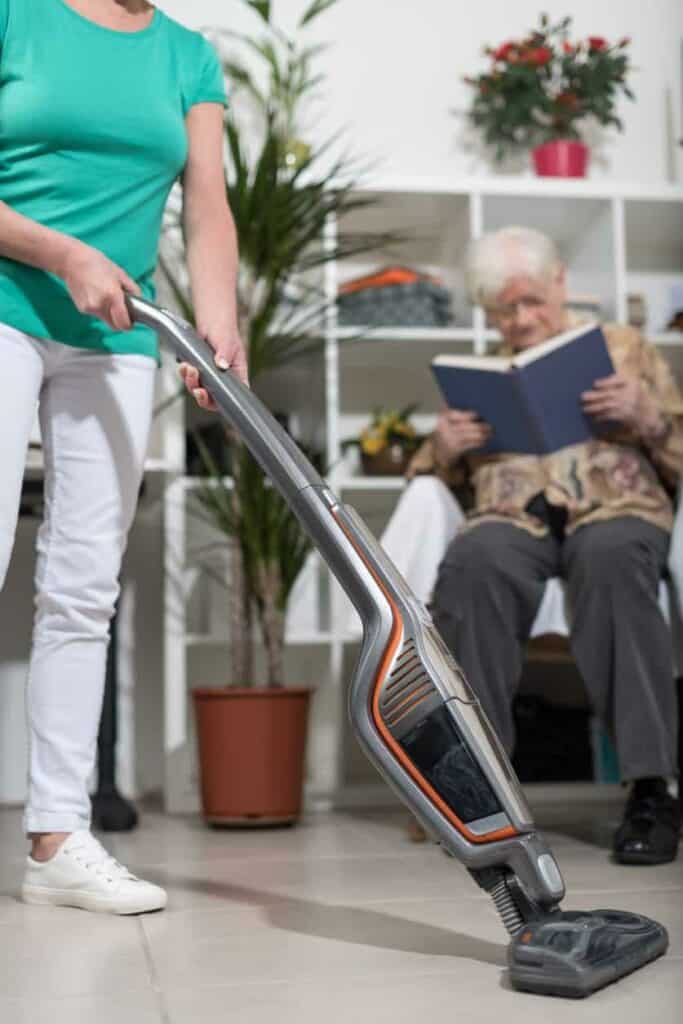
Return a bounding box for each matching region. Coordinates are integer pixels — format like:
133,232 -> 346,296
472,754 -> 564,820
0,912 -> 153,999
142,893 -> 507,991
1,804 -> 681,1020
163,955 -> 682,1024
141,839 -> 682,917
141,845 -> 489,915
103,809 -> 394,869
344,887 -> 683,957
552,846 -> 683,894
0,991 -> 162,1024
143,884 -> 682,992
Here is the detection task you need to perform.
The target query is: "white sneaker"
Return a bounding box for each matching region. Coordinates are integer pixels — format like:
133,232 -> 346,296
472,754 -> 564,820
21,830 -> 167,915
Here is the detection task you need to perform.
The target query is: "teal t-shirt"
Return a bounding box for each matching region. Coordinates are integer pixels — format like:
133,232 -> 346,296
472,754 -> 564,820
0,1 -> 227,359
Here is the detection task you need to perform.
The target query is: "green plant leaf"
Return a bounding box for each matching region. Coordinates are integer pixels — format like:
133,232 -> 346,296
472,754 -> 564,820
298,0 -> 338,29
159,0 -> 404,685
398,402 -> 419,420
157,254 -> 195,323
244,0 -> 271,25
152,383 -> 185,420
220,60 -> 267,108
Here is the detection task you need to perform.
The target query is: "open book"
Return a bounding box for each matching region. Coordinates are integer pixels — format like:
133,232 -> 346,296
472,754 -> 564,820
431,322 -> 615,455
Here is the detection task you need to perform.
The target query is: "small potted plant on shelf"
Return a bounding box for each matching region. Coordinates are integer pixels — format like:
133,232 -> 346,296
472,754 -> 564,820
356,405 -> 421,476
463,13 -> 634,176
161,0 -> 385,827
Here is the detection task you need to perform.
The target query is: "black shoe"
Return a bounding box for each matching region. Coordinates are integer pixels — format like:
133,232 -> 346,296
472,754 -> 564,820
613,785 -> 681,865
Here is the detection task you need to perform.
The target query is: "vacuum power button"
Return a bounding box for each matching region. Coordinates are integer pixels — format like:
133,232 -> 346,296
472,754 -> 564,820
537,853 -> 564,896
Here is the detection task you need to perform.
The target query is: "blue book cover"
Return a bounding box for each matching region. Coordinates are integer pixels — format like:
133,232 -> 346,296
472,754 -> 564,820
431,323 -> 615,455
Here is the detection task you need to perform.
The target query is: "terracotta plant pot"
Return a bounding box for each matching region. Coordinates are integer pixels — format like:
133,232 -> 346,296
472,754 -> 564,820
361,444 -> 414,476
532,139 -> 589,178
192,687 -> 311,826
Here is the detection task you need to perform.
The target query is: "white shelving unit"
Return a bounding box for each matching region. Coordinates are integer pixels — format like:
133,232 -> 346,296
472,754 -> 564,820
159,176 -> 683,814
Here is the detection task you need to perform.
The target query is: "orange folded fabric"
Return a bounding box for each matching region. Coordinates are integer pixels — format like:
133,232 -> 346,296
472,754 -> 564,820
339,265 -> 443,295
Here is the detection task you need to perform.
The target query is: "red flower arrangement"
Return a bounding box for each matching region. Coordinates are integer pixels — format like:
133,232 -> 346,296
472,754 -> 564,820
464,13 -> 634,163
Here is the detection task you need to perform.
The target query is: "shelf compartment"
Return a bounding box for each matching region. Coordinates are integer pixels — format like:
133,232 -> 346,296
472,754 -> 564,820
185,632 -> 334,647
333,326 -> 475,343
482,193 -> 617,322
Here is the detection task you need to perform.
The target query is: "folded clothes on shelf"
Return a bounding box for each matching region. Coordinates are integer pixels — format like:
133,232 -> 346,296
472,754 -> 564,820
337,265 -> 454,328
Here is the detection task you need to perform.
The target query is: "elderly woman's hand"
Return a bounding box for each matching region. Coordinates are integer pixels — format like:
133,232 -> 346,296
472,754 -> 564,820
433,408 -> 491,464
581,373 -> 666,437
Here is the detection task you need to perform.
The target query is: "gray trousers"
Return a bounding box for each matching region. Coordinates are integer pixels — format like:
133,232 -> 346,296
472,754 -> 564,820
431,517 -> 677,782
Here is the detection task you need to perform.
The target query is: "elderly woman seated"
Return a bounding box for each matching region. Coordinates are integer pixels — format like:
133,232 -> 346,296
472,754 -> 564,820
407,226 -> 683,864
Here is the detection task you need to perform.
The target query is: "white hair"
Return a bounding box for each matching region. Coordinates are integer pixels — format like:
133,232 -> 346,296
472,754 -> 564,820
464,227 -> 561,307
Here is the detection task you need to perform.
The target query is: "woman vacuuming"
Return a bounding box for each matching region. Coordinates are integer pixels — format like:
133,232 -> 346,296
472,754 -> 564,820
0,0 -> 245,913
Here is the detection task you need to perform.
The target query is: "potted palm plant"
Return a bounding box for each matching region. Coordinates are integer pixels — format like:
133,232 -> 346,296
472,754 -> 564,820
463,13 -> 634,176
161,0 -> 386,826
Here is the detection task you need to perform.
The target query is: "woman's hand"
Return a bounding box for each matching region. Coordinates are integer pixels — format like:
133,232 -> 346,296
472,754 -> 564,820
178,325 -> 249,411
433,408 -> 491,464
59,240 -> 140,330
582,372 -> 666,436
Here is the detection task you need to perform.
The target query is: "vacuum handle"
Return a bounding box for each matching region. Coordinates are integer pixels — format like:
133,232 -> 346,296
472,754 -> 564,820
128,294 -> 401,621
126,294 -> 325,495
129,295 -> 414,649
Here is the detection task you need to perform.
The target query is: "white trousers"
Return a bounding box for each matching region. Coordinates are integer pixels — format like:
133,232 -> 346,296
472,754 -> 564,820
0,322 -> 156,834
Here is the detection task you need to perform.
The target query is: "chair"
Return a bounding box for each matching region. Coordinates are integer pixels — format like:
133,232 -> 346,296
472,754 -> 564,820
359,474 -> 683,664
337,473 -> 683,776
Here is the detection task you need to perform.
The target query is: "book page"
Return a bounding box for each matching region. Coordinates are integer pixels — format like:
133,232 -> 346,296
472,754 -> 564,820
511,321 -> 598,369
431,354 -> 511,373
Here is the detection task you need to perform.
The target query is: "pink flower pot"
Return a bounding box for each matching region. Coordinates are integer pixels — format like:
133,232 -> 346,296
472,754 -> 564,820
532,140 -> 590,177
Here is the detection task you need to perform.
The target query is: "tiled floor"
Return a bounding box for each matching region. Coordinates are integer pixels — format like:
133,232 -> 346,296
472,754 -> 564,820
0,797 -> 681,1023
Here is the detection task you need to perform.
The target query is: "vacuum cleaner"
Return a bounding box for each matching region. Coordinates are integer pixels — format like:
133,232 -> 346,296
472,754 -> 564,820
127,295 -> 668,998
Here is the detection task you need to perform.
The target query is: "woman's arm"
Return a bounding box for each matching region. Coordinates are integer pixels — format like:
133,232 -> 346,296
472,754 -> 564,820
0,200 -> 140,330
178,103 -> 248,409
0,199 -> 77,276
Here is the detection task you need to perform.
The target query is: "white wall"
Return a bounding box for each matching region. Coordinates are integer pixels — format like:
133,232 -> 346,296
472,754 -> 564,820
162,0 -> 683,184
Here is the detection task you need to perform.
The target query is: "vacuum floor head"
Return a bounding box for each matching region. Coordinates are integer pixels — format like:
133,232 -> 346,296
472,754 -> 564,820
508,908 -> 668,998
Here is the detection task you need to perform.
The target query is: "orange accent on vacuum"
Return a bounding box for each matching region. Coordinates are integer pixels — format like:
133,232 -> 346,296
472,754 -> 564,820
333,510 -> 517,845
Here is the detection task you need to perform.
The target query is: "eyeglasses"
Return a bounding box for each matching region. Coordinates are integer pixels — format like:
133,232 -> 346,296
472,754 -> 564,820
485,296 -> 548,320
